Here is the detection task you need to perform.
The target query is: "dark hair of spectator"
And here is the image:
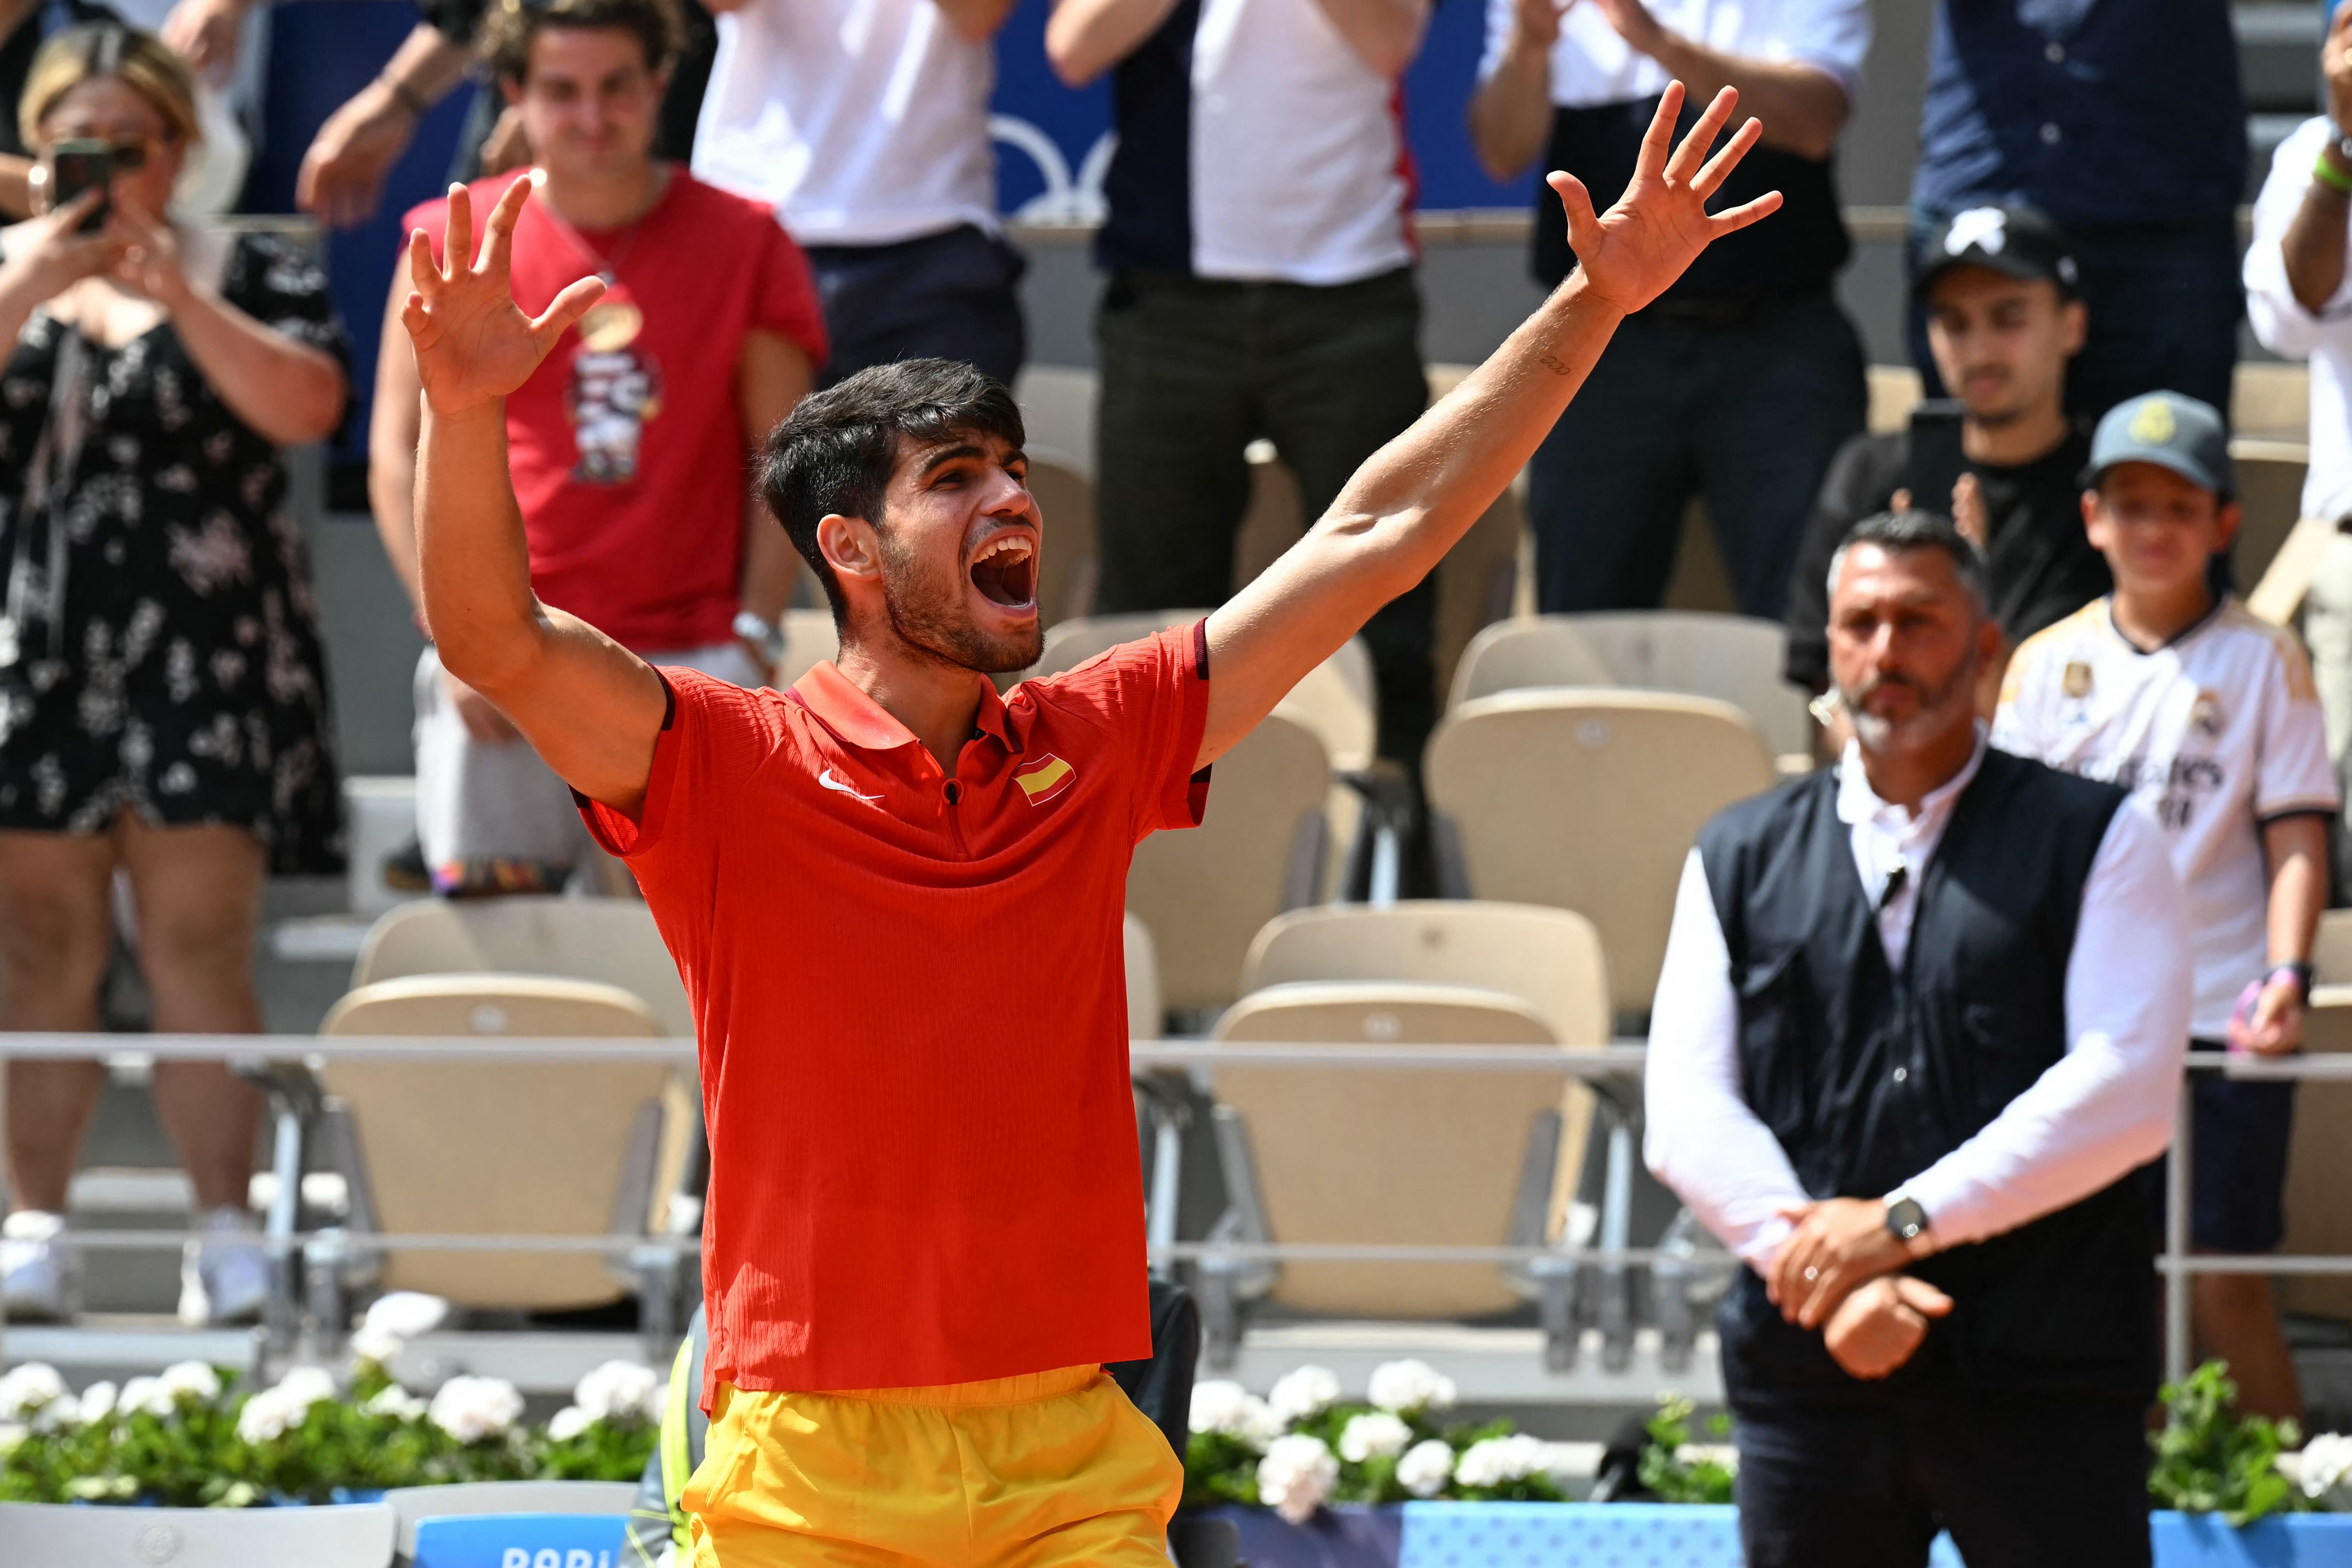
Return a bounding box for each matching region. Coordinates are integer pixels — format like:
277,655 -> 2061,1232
481,0 -> 684,85
1828,510 -> 1990,612
757,359 -> 1027,624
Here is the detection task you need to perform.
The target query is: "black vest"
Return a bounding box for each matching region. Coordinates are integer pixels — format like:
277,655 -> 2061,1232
1695,748 -> 2156,1404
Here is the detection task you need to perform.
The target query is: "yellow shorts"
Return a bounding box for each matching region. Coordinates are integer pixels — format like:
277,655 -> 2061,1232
684,1365 -> 1184,1568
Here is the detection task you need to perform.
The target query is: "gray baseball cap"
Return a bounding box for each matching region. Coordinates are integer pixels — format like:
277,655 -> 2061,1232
2084,391 -> 2235,500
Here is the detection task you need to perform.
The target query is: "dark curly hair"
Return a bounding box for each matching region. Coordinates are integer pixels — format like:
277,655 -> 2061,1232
479,0 -> 684,86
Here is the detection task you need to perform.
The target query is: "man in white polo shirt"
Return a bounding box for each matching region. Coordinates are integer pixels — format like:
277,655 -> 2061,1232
1046,0 -> 1441,771
691,0 -> 1025,387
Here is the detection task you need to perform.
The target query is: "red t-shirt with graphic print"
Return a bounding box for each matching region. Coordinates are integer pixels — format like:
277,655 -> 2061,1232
404,171 -> 827,653
579,625 -> 1212,1400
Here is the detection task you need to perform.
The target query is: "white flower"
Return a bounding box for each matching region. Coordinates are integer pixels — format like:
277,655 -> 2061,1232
1397,1438 -> 1455,1498
1190,1380 -> 1250,1435
430,1375 -> 524,1444
158,1361 -> 221,1405
1338,1412 -> 1413,1464
1256,1433 -> 1339,1524
1367,1358 -> 1456,1415
118,1377 -> 176,1420
28,1391 -> 78,1433
349,1326 -> 405,1366
236,1386 -> 298,1445
2298,1432 -> 2352,1499
574,1359 -> 663,1423
0,1362 -> 66,1420
1237,1397 -> 1287,1451
1267,1364 -> 1342,1424
77,1382 -> 117,1425
1452,1434 -> 1552,1489
361,1291 -> 448,1342
546,1405 -> 594,1442
275,1365 -> 337,1415
363,1385 -> 427,1423
0,1421 -> 26,1456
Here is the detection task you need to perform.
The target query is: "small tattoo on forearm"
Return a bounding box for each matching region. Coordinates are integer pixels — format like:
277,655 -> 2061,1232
1539,353 -> 1574,376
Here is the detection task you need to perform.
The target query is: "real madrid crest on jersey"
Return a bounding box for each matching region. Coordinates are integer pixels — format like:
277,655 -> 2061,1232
2191,689 -> 2224,737
2063,661 -> 2093,699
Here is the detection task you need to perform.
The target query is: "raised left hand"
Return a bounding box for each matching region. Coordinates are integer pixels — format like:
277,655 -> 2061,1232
109,206 -> 191,309
1951,473 -> 1990,550
1547,82 -> 1781,316
1768,1196 -> 1914,1328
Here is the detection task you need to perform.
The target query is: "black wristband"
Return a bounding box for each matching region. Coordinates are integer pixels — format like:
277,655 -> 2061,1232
382,74 -> 431,120
2272,961 -> 2315,1005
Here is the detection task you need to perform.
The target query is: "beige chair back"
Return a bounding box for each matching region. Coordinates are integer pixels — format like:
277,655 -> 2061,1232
1128,711 -> 1330,1013
1427,690 -> 1775,1015
1027,449 -> 1099,626
1124,911 -> 1162,1041
775,608 -> 842,691
1215,981 -> 1569,1316
2230,439 -> 2310,594
2280,986 -> 2352,1319
321,975 -> 670,1310
352,896 -> 691,1038
1453,612 -> 1811,759
2316,910 -> 2352,986
1242,901 -> 1610,1046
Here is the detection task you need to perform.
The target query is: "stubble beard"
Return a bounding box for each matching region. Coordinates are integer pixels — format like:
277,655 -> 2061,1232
878,535 -> 1043,675
1839,645 -> 1981,755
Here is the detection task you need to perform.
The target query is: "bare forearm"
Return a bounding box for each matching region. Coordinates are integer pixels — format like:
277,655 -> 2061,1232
369,427 -> 423,613
416,401 -> 543,679
1045,0 -> 1182,86
1308,0 -> 1427,77
170,286 -> 346,446
0,155 -> 33,221
932,0 -> 1020,41
2265,816 -> 2329,964
1636,34 -> 1845,158
386,24 -> 474,103
1468,39 -> 1555,180
2284,183 -> 2351,316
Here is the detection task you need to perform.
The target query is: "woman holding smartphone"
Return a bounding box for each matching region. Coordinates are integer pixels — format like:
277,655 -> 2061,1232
0,24 -> 348,1328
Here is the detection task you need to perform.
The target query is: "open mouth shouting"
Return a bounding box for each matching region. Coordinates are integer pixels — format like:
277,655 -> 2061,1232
968,529 -> 1039,614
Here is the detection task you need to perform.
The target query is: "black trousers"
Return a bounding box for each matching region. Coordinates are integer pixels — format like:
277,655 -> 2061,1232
1093,266 -> 1437,766
1735,1385 -> 2152,1568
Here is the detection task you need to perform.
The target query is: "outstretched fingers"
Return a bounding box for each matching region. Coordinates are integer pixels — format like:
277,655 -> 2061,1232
1692,114 -> 1764,198
443,182 -> 473,280
530,275 -> 607,356
1632,80 -> 1684,180
405,227 -> 442,300
1547,170 -> 1605,262
1707,189 -> 1784,238
481,173 -> 534,281
1665,85 -> 1739,186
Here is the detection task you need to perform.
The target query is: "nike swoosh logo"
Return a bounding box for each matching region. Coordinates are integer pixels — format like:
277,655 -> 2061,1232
817,767 -> 882,803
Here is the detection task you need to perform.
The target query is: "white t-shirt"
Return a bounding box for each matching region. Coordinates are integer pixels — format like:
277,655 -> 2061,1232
1475,0 -> 1872,109
1993,597 -> 2340,1038
2245,115 -> 2352,523
689,0 -> 998,247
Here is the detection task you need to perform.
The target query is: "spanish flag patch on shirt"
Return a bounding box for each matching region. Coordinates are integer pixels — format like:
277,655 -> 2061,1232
1014,754 -> 1076,805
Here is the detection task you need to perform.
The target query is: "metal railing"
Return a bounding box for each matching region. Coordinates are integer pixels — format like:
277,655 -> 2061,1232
0,1033 -> 2340,1389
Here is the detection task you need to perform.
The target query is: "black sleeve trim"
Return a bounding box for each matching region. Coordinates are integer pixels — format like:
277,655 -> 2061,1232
565,671 -> 676,812
2256,805 -> 2338,827
1192,618 -> 1211,681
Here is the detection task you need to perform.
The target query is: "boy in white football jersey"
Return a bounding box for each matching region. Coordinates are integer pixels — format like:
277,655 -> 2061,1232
1994,390 -> 2337,1423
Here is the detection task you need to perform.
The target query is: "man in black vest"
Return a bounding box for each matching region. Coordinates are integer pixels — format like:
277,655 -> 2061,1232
1645,510 -> 2192,1566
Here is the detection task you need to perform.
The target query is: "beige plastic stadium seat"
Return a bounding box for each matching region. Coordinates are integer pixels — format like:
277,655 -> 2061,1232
774,607 -> 842,690
1426,690 -> 1776,1017
2230,439 -> 2310,595
352,896 -> 690,1036
1026,449 -> 1099,626
320,976 -> 672,1310
1124,910 -> 1162,1040
1451,611 -> 1812,760
2315,910 -> 2352,986
1211,981 -> 1573,1317
2280,985 -> 2352,1320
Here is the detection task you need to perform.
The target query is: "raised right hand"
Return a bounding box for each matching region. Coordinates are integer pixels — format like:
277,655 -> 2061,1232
2325,1 -> 2352,137
1515,0 -> 1565,48
401,178 -> 605,418
3,191 -> 121,302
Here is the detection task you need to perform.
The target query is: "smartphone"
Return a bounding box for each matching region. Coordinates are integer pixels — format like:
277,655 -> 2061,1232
1904,400 -> 1968,525
48,139 -> 112,234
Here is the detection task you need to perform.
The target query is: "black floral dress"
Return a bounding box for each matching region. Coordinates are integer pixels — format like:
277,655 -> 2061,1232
0,232 -> 347,874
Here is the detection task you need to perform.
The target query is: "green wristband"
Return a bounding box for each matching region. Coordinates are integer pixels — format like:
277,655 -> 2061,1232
2315,151 -> 2352,196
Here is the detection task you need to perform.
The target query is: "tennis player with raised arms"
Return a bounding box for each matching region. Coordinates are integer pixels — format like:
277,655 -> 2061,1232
402,83 -> 1777,1568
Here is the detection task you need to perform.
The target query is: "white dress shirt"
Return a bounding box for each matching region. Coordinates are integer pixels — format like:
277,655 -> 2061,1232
2246,116 -> 2352,523
1476,0 -> 1873,109
1643,738 -> 2192,1268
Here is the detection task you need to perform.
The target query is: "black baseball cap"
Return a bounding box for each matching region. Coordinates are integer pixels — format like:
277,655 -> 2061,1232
1915,205 -> 2081,301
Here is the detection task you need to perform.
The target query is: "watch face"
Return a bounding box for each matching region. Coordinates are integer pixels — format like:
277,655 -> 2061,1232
1888,1198 -> 1927,1239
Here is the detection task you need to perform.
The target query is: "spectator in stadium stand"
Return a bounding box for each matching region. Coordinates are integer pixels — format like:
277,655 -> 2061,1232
1467,0 -> 1868,619
1647,510 -> 2192,1566
1046,0 -> 1442,769
690,0 -> 1025,388
1908,0 -> 2244,421
0,0 -> 121,217
369,0 -> 824,896
399,86 -> 1772,1561
1995,392 -> 2337,1427
175,0 -> 716,230
2246,3 -> 2352,885
1782,204 -> 2108,695
0,24 -> 350,1327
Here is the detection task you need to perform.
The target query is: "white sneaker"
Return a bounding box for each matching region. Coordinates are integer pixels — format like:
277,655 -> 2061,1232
1,1209 -> 76,1322
178,1207 -> 270,1327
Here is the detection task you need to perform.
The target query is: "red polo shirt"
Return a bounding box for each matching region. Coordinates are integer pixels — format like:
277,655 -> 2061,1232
581,625 -> 1210,1400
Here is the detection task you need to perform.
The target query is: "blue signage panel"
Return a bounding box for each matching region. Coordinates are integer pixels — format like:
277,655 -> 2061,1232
412,1512 -> 631,1568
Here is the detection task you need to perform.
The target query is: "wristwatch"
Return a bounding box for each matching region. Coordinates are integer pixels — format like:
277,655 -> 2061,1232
1885,1194 -> 1931,1246
733,610 -> 784,666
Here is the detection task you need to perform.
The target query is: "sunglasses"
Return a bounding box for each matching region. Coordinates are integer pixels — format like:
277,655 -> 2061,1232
44,139 -> 157,170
